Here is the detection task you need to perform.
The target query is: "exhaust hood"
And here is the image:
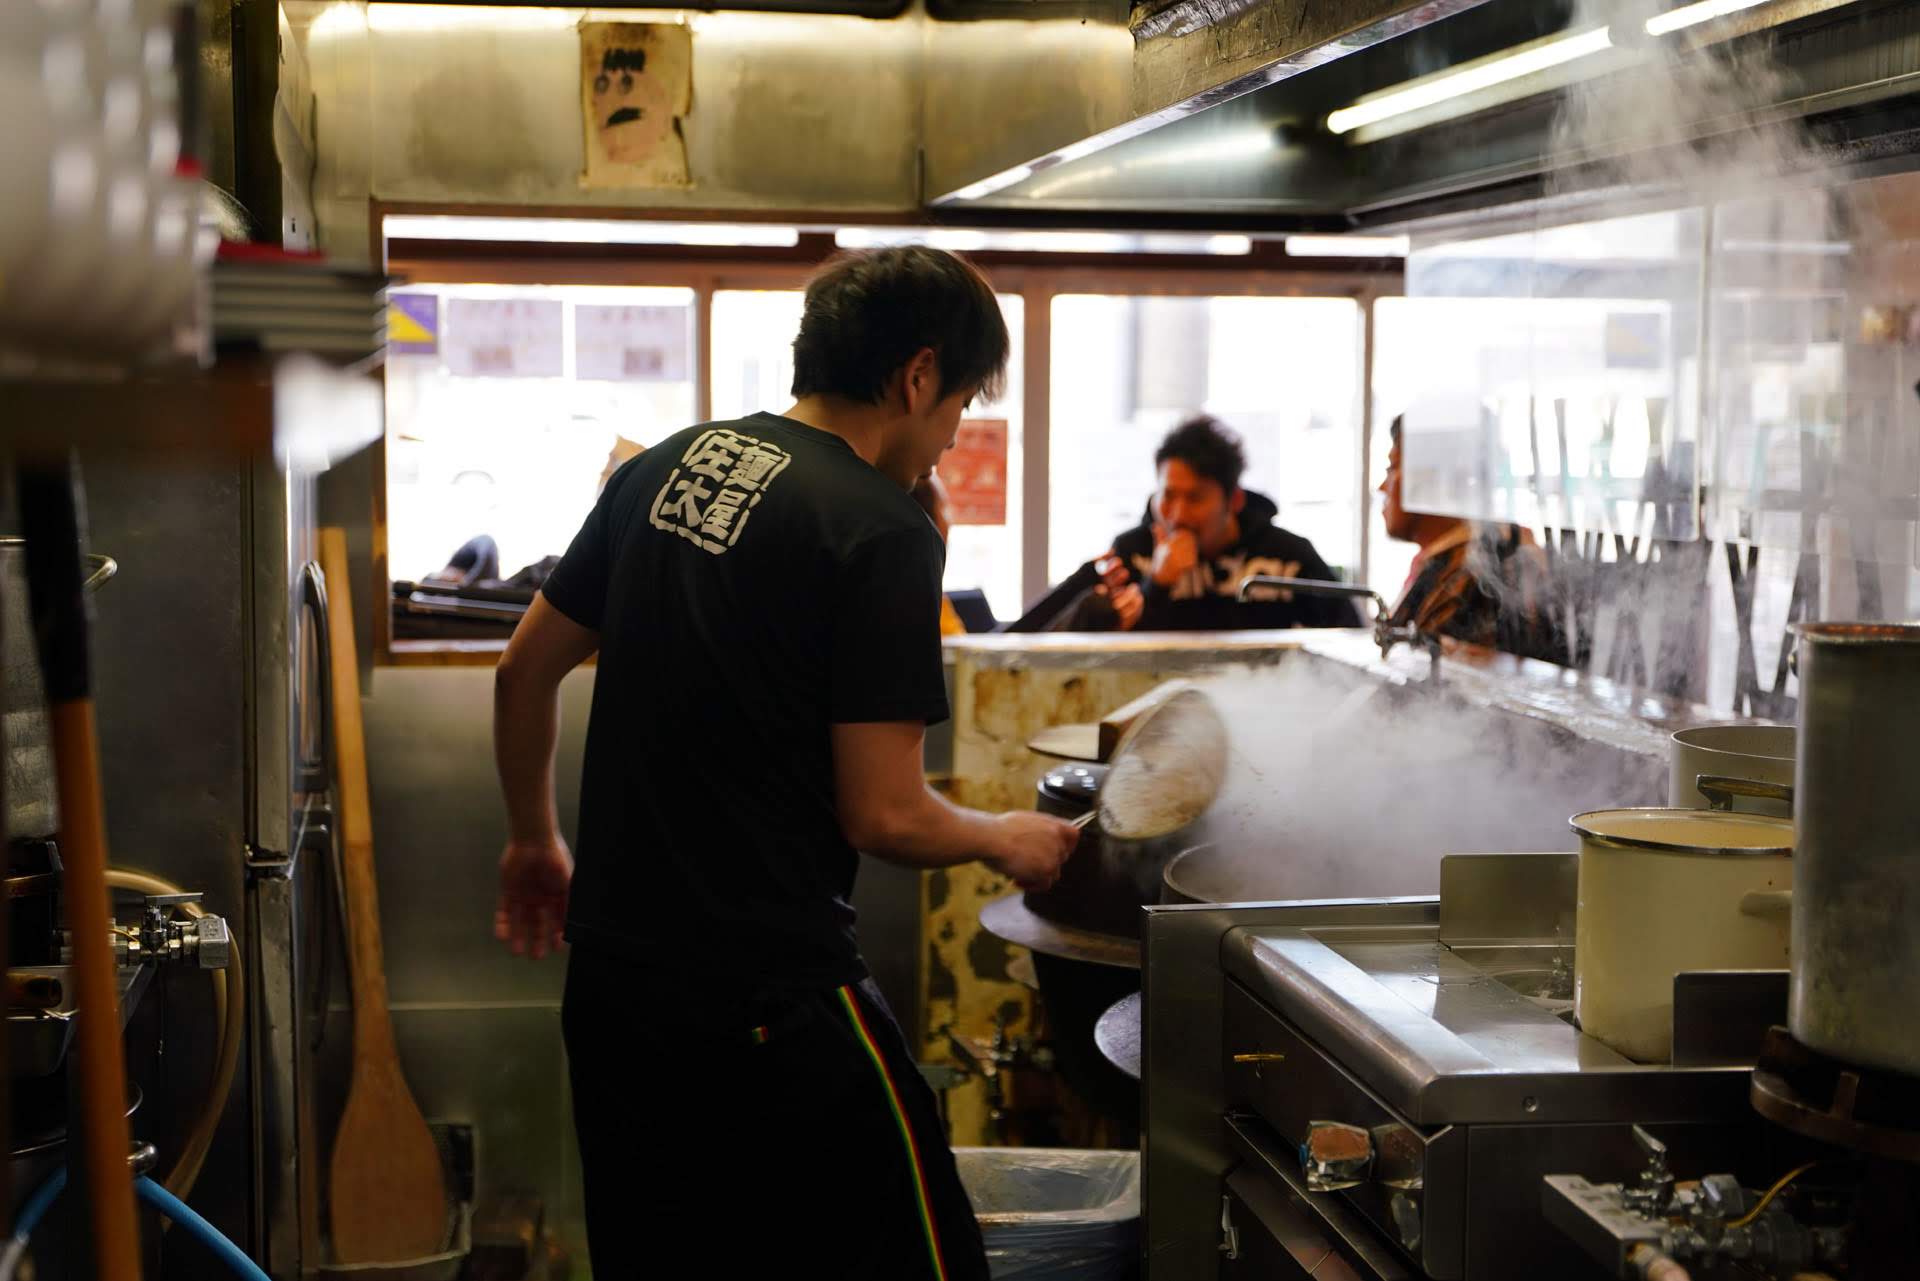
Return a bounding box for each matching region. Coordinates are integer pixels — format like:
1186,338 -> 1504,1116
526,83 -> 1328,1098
933,0 -> 1920,229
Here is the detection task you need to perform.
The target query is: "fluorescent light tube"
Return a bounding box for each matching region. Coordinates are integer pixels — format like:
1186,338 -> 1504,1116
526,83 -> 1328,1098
1285,234 -> 1411,258
1643,0 -> 1770,36
1326,26 -> 1614,136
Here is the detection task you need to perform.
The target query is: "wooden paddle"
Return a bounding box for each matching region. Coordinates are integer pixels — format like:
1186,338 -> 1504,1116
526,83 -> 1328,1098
18,458 -> 139,1279
319,527 -> 448,1264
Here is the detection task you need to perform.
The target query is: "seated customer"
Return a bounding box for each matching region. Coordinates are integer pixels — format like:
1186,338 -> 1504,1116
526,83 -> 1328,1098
1381,416 -> 1565,664
1035,415 -> 1361,632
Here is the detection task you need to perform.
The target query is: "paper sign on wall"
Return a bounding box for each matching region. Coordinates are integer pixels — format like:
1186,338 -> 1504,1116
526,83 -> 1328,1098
575,304 -> 690,382
938,419 -> 1009,526
444,298 -> 564,378
579,22 -> 692,190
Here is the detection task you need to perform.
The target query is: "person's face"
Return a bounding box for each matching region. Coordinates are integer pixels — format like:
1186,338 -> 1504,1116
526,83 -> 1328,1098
592,56 -> 673,164
1155,459 -> 1242,555
883,348 -> 973,487
1379,436 -> 1417,542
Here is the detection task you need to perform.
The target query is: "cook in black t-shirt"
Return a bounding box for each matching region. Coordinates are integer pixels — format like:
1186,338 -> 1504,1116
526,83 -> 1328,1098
488,248 -> 1077,1281
538,411 -> 962,988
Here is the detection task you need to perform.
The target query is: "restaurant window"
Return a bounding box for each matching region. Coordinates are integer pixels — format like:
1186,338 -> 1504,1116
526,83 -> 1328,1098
384,282 -> 697,587
1047,295 -> 1364,586
710,289 -> 1028,619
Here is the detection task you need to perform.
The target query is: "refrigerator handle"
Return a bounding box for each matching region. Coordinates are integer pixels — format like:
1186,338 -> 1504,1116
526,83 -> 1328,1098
298,559 -> 334,795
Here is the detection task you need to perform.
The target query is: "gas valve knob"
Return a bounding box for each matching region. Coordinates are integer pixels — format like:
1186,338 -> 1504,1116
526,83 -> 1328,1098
1300,1121 -> 1374,1192
188,915 -> 231,970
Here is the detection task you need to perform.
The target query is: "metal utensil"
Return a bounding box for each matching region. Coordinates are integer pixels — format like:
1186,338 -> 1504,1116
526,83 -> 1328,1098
1071,686 -> 1228,841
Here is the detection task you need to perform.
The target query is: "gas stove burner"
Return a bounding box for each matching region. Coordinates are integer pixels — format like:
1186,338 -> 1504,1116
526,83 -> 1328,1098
1751,1025 -> 1920,1162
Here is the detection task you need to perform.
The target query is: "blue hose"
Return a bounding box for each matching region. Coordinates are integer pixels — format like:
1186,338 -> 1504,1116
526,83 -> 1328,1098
13,1167 -> 66,1240
134,1176 -> 273,1281
3,1168 -> 271,1281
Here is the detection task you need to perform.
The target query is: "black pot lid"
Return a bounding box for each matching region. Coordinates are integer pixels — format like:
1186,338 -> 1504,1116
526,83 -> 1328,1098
1038,762 -> 1107,808
979,893 -> 1140,969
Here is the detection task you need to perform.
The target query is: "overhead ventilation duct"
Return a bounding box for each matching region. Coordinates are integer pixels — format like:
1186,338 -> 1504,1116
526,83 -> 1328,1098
934,0 -> 1920,230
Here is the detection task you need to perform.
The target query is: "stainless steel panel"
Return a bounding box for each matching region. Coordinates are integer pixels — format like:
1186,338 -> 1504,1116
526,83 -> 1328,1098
358,667 -> 586,1007
1130,0 -> 1491,119
1224,926 -> 1757,1127
944,0 -> 1494,211
250,453 -> 299,865
1223,1171 -> 1334,1280
1142,896 -> 1438,1281
920,9 -> 1134,202
250,868 -> 312,1279
75,448 -> 258,1252
1224,981 -> 1465,1278
1437,854 -> 1576,948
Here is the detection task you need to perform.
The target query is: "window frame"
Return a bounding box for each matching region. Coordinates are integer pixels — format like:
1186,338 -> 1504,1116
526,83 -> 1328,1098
375,206 -> 1399,665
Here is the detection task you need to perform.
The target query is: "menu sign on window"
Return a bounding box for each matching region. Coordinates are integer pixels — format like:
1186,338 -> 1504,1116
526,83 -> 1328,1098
938,419 -> 1009,526
444,298 -> 564,378
575,304 -> 690,382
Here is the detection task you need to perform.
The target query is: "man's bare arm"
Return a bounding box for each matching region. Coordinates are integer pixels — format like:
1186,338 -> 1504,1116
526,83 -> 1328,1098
830,721 -> 1076,890
492,594 -> 599,957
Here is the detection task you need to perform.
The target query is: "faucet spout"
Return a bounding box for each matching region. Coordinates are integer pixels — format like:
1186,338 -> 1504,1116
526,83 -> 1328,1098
1237,574 -> 1440,676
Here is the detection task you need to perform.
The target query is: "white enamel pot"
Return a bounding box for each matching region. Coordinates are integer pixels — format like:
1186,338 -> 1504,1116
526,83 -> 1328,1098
1570,803 -> 1793,1064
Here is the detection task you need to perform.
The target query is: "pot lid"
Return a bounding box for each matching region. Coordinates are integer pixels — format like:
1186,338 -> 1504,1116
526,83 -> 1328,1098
1570,807 -> 1793,857
1038,762 -> 1106,807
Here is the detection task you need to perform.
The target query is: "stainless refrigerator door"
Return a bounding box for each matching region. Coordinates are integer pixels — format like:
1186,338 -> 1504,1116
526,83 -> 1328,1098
248,438 -> 334,1279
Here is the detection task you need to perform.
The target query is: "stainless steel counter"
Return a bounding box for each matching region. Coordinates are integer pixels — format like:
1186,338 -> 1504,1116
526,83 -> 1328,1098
1147,853 -> 1781,1281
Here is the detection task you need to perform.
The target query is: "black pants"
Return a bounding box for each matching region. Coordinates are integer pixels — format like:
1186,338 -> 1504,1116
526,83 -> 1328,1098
563,949 -> 988,1280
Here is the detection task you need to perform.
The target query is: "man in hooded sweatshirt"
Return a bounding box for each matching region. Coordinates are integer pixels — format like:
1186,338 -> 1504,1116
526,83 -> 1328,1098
1034,415 -> 1361,632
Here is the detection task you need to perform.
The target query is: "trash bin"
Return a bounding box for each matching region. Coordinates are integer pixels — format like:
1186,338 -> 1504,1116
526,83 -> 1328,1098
953,1147 -> 1140,1281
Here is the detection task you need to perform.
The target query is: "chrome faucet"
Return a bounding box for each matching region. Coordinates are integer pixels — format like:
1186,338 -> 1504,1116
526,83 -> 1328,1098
1236,575 -> 1441,675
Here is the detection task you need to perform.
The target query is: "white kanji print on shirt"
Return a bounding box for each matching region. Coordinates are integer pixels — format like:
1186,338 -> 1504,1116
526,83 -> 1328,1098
1124,549 -> 1302,600
649,428 -> 794,554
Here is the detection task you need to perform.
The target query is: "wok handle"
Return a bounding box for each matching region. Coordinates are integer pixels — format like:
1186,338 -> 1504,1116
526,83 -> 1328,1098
1695,774 -> 1794,813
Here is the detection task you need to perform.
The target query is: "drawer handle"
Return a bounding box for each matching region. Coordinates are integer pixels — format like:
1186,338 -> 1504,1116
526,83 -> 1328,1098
1232,1051 -> 1286,1064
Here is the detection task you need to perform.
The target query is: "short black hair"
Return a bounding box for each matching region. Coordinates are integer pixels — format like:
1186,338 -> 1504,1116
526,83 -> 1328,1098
1389,414 -> 1403,444
791,247 -> 1008,406
1155,415 -> 1246,494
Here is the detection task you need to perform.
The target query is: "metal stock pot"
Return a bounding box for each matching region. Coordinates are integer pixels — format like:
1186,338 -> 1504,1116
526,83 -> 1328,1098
2,538 -> 115,839
1791,622 -> 1920,1075
1668,723 -> 1794,816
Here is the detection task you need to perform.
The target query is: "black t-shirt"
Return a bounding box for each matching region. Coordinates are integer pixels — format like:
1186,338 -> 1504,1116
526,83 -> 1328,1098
1101,492 -> 1362,631
540,413 -> 949,992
